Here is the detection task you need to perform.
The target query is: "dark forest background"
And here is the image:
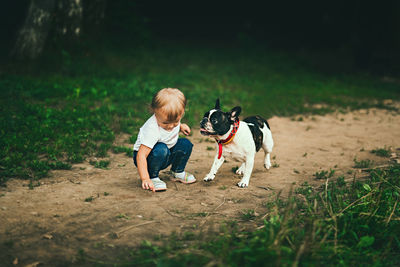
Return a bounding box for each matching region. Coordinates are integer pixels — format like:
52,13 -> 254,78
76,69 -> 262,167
1,0 -> 400,74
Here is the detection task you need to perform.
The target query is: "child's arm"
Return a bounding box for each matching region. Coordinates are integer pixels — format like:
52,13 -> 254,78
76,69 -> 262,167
136,145 -> 155,192
180,123 -> 191,136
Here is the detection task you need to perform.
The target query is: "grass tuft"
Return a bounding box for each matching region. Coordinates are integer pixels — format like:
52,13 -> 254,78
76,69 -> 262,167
371,147 -> 391,157
353,158 -> 374,168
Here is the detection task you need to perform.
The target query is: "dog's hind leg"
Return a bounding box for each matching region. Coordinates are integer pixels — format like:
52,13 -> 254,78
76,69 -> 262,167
238,157 -> 254,187
261,124 -> 274,170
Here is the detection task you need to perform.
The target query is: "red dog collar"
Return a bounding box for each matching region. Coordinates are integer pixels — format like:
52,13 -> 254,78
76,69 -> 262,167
215,119 -> 240,159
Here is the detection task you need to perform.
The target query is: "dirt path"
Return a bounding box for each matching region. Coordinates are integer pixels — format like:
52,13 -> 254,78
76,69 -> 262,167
1,108 -> 400,266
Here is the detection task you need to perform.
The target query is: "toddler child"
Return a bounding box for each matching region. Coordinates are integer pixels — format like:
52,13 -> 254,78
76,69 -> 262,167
133,88 -> 196,192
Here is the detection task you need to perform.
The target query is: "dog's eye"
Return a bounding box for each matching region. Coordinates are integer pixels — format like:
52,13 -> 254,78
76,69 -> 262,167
211,118 -> 218,124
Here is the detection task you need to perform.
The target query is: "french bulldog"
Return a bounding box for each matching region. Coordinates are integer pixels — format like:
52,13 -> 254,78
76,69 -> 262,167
200,99 -> 274,187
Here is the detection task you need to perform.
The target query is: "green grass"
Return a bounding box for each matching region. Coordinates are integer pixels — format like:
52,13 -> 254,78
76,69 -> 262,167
92,164 -> 400,266
0,43 -> 399,186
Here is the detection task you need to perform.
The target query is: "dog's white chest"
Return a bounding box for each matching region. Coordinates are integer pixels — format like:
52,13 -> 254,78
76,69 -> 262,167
222,143 -> 249,162
218,126 -> 256,162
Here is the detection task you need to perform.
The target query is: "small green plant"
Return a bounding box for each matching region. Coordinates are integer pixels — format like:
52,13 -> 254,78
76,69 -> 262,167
28,179 -> 41,190
313,169 -> 335,179
116,213 -> 130,219
206,146 -> 215,151
90,160 -> 110,169
295,181 -> 314,195
353,158 -> 373,168
218,185 -> 227,190
96,143 -> 112,157
84,196 -> 94,202
272,162 -> 280,168
240,209 -> 256,221
371,147 -> 391,157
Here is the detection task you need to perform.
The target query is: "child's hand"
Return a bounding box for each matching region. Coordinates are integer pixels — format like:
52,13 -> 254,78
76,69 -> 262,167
180,123 -> 191,135
142,179 -> 155,192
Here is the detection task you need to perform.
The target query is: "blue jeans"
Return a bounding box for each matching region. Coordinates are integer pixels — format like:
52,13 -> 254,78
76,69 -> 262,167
133,138 -> 193,179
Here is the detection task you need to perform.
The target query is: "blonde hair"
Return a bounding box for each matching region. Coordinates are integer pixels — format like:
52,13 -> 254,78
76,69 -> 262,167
151,88 -> 186,122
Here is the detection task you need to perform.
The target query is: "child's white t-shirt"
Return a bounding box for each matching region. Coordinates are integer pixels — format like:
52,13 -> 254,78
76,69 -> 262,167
133,114 -> 180,151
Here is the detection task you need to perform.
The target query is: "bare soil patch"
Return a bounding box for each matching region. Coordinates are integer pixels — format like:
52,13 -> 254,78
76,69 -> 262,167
1,108 -> 400,266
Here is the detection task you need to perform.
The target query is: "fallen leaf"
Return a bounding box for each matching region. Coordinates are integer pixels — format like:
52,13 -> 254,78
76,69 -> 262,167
43,234 -> 53,240
13,258 -> 18,265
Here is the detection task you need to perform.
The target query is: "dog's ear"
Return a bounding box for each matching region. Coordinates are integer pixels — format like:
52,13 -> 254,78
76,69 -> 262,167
214,98 -> 220,110
229,106 -> 241,121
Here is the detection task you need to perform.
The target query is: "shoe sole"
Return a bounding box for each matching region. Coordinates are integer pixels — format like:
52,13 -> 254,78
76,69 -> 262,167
154,188 -> 167,191
172,178 -> 197,184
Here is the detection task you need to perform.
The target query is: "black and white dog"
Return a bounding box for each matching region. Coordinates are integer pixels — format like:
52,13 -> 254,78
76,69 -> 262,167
200,99 -> 274,187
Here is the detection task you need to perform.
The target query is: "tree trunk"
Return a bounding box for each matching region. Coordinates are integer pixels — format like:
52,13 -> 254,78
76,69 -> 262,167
11,0 -> 55,60
55,0 -> 83,39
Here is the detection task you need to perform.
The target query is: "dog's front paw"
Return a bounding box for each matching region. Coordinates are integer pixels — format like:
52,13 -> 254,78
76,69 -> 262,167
237,178 -> 249,188
235,164 -> 245,175
264,162 -> 271,170
264,156 -> 272,170
203,174 -> 215,182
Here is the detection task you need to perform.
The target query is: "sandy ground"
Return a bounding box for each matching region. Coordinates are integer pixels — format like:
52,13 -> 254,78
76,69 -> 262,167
1,108 -> 400,266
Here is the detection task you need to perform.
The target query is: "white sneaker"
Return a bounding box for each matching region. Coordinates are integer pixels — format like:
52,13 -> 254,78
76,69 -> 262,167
152,178 -> 167,191
172,172 -> 196,184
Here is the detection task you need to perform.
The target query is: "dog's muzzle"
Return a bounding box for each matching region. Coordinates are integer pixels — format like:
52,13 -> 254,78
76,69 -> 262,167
200,118 -> 215,136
